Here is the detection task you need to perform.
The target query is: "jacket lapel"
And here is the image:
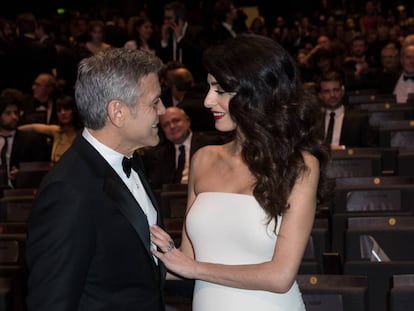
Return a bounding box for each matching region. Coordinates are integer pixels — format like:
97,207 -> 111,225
134,153 -> 163,226
103,170 -> 155,260
75,136 -> 156,261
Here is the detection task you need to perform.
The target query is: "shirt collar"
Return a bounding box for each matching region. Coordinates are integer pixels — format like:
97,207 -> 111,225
82,128 -> 125,172
175,131 -> 192,151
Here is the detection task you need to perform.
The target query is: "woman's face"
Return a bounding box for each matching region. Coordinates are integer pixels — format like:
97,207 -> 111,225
138,21 -> 153,40
204,74 -> 237,132
57,105 -> 74,125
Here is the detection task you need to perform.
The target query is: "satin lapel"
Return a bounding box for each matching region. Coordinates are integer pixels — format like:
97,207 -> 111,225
135,153 -> 163,226
103,175 -> 153,259
134,153 -> 167,279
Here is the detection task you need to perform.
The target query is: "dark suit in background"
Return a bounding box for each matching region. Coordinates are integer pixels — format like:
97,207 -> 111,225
321,108 -> 377,148
159,2 -> 207,83
143,131 -> 231,190
317,70 -> 378,148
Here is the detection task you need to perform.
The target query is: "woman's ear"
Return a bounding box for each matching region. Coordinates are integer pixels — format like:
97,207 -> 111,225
107,100 -> 125,127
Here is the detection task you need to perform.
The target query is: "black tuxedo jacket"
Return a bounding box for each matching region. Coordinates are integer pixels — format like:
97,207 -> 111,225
143,131 -> 232,190
209,23 -> 235,45
322,107 -> 377,148
26,134 -> 166,311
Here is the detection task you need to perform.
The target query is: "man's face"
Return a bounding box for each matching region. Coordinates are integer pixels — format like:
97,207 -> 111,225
122,73 -> 165,149
318,80 -> 344,109
160,107 -> 191,145
32,74 -> 53,101
381,48 -> 399,71
401,45 -> 414,74
0,105 -> 19,131
163,9 -> 177,27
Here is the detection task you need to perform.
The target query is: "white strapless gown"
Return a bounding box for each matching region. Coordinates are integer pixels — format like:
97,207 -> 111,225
186,192 -> 305,311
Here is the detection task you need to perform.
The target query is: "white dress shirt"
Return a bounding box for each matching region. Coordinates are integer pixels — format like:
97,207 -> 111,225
325,105 -> 345,146
175,131 -> 192,184
393,73 -> 414,103
82,128 -> 158,260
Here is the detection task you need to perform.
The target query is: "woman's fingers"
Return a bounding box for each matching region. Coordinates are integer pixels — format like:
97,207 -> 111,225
150,225 -> 176,253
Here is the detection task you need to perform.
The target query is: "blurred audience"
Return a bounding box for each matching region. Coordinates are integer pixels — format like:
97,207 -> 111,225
18,95 -> 82,164
124,15 -> 160,54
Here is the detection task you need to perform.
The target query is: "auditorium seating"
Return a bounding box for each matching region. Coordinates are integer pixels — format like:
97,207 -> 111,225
390,274 -> 414,311
297,274 -> 369,311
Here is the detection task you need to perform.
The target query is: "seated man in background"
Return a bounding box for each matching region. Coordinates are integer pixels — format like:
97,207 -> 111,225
20,72 -> 60,125
141,106 -> 231,190
375,42 -> 402,94
0,95 -> 50,187
160,63 -> 216,132
393,42 -> 414,103
316,71 -> 377,149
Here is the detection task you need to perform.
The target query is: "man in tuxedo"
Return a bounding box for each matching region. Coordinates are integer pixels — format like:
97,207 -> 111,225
142,106 -> 231,190
375,42 -> 402,94
160,64 -> 216,132
317,71 -> 377,148
20,73 -> 59,125
0,95 -> 50,187
159,1 -> 207,83
26,48 -> 168,310
393,42 -> 414,103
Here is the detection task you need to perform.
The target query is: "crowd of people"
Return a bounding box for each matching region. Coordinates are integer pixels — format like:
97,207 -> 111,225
1,0 -> 414,310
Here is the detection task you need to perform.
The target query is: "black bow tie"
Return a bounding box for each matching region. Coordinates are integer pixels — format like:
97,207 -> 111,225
403,75 -> 414,81
122,153 -> 141,178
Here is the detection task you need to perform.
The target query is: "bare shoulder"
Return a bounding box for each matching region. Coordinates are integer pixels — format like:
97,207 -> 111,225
190,143 -> 229,180
191,144 -> 226,164
301,151 -> 320,181
302,151 -> 319,169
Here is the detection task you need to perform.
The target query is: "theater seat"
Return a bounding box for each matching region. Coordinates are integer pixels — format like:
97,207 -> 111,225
390,274 -> 414,311
297,274 -> 368,311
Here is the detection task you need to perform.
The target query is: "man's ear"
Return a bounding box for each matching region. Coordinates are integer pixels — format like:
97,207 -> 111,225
107,100 -> 125,127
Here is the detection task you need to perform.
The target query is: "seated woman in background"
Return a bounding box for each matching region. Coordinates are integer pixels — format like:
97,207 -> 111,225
19,95 -> 83,164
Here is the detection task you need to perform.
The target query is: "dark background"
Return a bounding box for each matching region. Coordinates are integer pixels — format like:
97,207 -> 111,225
1,0 -> 409,25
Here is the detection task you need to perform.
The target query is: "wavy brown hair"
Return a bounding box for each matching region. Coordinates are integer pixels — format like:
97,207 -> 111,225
203,34 -> 330,224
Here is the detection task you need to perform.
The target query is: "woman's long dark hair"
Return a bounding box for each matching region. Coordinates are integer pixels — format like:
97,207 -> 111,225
203,34 -> 330,223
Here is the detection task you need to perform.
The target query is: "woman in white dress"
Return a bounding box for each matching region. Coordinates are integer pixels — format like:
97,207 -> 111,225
150,34 -> 330,311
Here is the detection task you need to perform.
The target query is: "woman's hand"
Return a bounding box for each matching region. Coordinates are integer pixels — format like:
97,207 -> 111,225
150,225 -> 197,279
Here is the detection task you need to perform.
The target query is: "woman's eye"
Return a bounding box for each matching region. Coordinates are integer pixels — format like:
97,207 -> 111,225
215,90 -> 226,95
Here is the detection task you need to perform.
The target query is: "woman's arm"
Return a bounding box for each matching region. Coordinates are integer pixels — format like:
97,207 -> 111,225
18,123 -> 59,137
151,152 -> 319,293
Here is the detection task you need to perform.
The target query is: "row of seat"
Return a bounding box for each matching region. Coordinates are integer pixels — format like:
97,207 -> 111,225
327,147 -> 414,178
158,173 -> 414,311
1,159 -> 414,311
164,273 -> 414,311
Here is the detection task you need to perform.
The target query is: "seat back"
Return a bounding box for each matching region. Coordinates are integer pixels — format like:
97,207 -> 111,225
345,216 -> 414,261
297,274 -> 368,311
344,261 -> 414,311
14,162 -> 52,189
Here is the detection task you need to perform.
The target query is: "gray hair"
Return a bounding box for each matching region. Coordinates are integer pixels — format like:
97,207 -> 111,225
75,48 -> 163,129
